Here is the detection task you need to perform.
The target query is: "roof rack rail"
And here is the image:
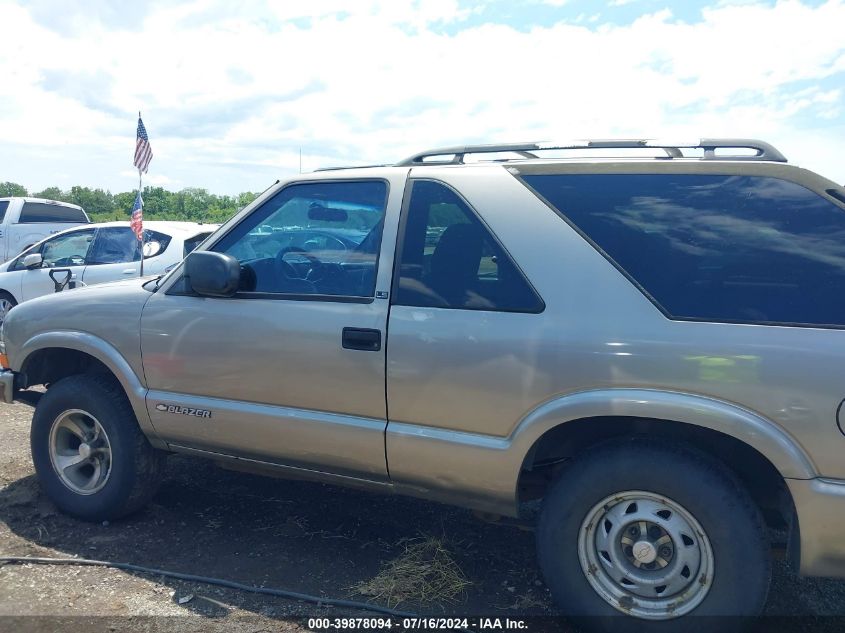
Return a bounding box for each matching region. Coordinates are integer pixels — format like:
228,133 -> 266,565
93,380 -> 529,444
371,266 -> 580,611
313,164 -> 391,172
395,138 -> 787,166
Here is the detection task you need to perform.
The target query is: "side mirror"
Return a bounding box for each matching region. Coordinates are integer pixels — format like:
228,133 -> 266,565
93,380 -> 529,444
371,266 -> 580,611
185,251 -> 240,297
22,253 -> 43,269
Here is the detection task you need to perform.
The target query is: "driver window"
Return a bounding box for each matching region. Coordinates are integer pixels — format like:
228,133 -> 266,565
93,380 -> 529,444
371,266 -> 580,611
212,180 -> 388,298
39,230 -> 96,268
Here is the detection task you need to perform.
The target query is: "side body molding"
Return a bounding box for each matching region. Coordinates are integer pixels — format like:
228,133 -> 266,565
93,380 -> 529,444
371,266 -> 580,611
14,331 -> 163,448
387,388 -> 818,517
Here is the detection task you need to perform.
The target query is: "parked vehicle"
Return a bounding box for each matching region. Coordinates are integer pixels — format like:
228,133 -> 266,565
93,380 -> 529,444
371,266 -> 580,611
0,197 -> 91,264
0,221 -> 214,324
2,139 -> 845,630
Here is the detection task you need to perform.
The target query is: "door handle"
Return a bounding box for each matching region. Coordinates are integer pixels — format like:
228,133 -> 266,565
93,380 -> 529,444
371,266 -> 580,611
342,327 -> 381,352
48,269 -> 72,292
122,268 -> 136,274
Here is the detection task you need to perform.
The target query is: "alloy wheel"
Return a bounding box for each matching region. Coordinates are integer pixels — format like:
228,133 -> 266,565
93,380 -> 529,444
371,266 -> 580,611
48,409 -> 113,495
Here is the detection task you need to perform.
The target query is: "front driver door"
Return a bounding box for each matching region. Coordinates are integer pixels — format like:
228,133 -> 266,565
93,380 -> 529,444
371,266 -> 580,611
20,228 -> 96,301
141,176 -> 404,481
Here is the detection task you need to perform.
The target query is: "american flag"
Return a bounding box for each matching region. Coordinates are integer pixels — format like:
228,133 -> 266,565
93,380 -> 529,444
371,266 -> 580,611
134,115 -> 153,173
130,191 -> 143,241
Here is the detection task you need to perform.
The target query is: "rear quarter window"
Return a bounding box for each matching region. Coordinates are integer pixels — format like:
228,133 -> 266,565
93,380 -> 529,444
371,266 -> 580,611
394,179 -> 543,313
19,202 -> 88,223
521,173 -> 845,328
144,229 -> 173,258
0,201 -> 8,224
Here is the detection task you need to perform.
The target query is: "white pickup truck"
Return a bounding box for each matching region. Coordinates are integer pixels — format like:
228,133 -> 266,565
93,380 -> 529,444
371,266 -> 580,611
0,198 -> 91,263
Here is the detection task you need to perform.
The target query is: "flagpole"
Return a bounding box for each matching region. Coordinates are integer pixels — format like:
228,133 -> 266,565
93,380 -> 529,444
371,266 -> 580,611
137,111 -> 144,278
133,110 -> 153,277
138,167 -> 144,277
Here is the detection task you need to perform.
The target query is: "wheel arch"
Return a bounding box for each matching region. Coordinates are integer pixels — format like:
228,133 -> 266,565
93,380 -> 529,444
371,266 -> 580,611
512,389 -> 816,483
0,287 -> 18,303
521,415 -> 794,517
14,332 -> 163,447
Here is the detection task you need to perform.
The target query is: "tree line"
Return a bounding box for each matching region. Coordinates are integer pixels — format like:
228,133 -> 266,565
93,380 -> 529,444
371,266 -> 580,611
0,181 -> 259,224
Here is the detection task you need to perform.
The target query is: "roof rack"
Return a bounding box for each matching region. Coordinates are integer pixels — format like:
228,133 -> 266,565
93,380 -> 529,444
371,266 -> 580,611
313,164 -> 391,172
395,138 -> 787,166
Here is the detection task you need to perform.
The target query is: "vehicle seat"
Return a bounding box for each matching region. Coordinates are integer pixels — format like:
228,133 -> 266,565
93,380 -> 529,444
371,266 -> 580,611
427,223 -> 483,307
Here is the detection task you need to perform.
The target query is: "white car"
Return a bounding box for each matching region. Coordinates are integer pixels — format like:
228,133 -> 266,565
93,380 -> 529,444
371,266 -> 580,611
0,221 -> 216,323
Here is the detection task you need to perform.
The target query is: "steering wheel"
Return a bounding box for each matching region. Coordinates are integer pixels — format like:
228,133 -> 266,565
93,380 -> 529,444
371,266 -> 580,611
275,246 -> 325,280
304,233 -> 348,254
51,256 -> 85,267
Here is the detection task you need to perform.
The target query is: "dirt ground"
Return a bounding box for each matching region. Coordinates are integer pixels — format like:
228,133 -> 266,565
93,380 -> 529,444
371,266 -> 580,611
2,391 -> 845,633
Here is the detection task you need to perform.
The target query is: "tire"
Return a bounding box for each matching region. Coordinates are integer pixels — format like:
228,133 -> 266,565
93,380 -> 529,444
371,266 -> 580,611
0,290 -> 17,326
537,437 -> 770,633
30,373 -> 166,521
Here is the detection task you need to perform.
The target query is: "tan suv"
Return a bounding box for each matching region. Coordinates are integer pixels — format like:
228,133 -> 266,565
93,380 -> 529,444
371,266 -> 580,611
2,139 -> 845,630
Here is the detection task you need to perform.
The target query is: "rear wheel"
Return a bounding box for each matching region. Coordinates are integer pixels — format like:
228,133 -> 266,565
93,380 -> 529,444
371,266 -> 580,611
536,438 -> 770,632
31,373 -> 166,521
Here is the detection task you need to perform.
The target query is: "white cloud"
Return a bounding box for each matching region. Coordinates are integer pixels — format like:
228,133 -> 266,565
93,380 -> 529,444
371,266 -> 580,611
118,170 -> 180,188
0,0 -> 843,193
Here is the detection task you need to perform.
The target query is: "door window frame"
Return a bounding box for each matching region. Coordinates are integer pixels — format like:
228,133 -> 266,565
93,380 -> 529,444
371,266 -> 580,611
167,178 -> 390,304
86,227 -> 173,266
10,227 -> 97,271
390,177 -> 545,314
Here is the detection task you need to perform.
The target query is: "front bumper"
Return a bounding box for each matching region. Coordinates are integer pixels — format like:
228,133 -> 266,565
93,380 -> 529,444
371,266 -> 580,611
789,477 -> 845,577
0,370 -> 15,404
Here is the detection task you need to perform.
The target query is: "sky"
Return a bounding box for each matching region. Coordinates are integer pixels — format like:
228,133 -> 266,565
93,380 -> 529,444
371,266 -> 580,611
0,0 -> 843,196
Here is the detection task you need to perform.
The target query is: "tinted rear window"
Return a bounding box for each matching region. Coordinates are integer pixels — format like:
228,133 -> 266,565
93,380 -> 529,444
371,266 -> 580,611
19,202 -> 88,223
522,173 -> 845,327
0,201 -> 8,224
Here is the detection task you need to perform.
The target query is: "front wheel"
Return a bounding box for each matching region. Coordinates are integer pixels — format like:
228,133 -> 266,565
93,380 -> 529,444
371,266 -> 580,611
31,373 -> 166,521
537,438 -> 770,632
0,291 -> 17,326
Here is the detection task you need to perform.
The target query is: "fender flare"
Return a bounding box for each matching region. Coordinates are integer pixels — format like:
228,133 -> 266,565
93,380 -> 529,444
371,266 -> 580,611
511,388 -> 818,483
15,330 -> 161,444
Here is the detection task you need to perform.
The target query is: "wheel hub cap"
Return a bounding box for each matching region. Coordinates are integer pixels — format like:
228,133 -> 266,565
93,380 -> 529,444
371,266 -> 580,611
577,490 -> 714,619
48,409 -> 113,495
632,540 -> 657,564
